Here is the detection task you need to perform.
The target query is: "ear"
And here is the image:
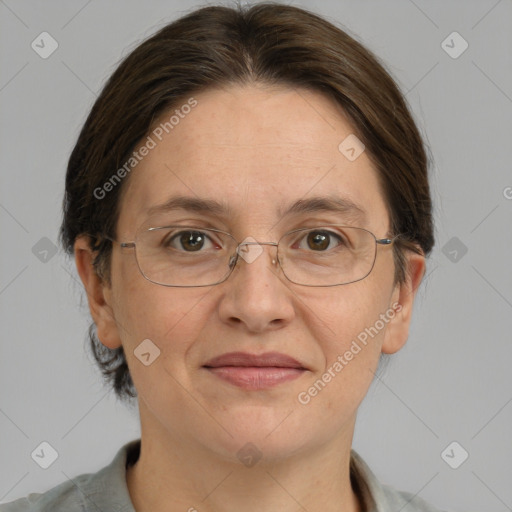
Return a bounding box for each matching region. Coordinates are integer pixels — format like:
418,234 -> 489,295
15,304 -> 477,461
381,251 -> 426,354
74,235 -> 122,350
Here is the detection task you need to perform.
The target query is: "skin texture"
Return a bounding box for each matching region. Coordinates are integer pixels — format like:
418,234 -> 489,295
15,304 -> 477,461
75,84 -> 425,512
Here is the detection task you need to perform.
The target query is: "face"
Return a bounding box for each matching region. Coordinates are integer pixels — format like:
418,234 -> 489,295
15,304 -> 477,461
76,84 -> 423,463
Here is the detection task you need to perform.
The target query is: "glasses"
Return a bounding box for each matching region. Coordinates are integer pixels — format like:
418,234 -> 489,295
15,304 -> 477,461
107,225 -> 398,287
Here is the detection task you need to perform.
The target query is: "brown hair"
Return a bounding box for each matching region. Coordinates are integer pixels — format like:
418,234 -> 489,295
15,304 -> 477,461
60,2 -> 434,402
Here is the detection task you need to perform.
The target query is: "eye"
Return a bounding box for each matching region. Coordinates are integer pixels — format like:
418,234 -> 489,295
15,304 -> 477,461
296,229 -> 347,251
163,230 -> 217,252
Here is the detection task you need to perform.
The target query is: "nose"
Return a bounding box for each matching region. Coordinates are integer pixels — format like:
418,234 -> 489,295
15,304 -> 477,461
217,240 -> 295,333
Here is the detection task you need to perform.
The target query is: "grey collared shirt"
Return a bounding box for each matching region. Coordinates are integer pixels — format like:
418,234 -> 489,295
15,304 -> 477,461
0,439 -> 447,512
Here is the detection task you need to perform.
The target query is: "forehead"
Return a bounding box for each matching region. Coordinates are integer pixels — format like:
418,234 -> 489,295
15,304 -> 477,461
117,84 -> 389,235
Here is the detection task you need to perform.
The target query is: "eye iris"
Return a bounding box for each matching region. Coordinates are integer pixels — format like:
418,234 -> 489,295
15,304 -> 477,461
181,231 -> 205,251
307,232 -> 329,251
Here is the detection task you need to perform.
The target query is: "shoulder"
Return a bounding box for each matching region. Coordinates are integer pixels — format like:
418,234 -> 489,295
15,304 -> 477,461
350,450 -> 450,512
0,439 -> 140,512
0,475 -> 91,512
379,484 -> 448,511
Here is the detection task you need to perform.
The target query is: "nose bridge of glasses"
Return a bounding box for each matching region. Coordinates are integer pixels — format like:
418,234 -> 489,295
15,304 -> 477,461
235,240 -> 279,266
237,241 -> 278,249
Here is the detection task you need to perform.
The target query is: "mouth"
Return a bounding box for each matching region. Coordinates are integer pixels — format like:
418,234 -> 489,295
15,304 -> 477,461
202,351 -> 308,390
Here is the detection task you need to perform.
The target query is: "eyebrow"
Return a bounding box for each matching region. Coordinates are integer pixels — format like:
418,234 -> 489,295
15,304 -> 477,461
145,196 -> 234,218
144,194 -> 367,223
282,196 -> 366,222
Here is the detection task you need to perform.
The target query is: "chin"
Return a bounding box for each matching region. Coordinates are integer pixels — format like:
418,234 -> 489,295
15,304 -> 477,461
192,408 -> 321,465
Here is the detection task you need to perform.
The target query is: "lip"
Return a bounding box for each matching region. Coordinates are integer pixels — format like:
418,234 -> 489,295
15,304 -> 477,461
203,351 -> 308,390
203,351 -> 307,369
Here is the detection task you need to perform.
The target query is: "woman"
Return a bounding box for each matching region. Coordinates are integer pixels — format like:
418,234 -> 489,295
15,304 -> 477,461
1,3 -> 445,511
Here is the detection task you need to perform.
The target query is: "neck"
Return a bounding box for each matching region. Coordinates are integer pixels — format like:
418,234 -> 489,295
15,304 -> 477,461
126,407 -> 362,512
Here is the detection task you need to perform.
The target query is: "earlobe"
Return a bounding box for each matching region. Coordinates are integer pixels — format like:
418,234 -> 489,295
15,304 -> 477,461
74,236 -> 122,350
381,251 -> 426,354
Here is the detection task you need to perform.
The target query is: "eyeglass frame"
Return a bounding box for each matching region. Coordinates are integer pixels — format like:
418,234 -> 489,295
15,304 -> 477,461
102,224 -> 400,288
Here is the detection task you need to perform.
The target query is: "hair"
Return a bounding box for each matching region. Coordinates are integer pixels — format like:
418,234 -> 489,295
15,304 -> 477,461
60,2 -> 434,403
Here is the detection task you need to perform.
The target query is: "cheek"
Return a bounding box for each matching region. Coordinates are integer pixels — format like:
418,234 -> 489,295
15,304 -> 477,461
310,269 -> 394,352
298,273 -> 395,411
118,286 -> 210,343
110,254 -> 213,369
112,283 -> 219,415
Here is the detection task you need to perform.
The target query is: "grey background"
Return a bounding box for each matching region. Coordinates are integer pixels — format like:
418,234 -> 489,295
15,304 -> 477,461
1,1 -> 511,510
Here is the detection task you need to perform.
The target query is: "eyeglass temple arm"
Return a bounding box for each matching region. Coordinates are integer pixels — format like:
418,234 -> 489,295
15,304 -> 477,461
376,238 -> 393,245
376,233 -> 402,245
